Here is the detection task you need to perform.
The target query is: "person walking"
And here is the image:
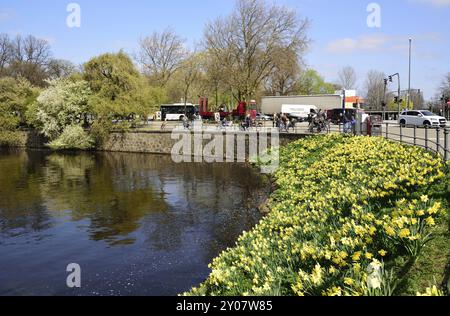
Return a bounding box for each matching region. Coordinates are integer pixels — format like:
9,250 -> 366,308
182,115 -> 190,130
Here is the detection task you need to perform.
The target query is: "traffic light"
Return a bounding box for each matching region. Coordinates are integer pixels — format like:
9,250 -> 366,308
394,97 -> 403,104
389,76 -> 393,83
384,79 -> 388,85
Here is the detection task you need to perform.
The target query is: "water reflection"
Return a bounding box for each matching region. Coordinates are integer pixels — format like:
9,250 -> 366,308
0,148 -> 266,295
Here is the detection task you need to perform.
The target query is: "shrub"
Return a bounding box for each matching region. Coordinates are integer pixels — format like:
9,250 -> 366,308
0,131 -> 23,147
48,125 -> 94,150
0,77 -> 39,130
34,79 -> 91,140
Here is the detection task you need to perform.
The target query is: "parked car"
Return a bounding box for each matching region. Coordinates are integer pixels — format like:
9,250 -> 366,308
399,110 -> 447,128
256,113 -> 272,121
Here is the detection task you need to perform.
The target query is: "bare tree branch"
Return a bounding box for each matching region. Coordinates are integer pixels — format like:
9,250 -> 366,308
364,70 -> 386,110
204,0 -> 309,102
138,28 -> 187,86
338,66 -> 357,90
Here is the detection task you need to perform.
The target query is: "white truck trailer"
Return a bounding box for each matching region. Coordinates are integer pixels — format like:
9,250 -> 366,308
261,95 -> 343,115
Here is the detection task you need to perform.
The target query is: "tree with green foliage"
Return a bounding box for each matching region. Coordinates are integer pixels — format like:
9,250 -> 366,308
0,77 -> 38,130
83,51 -> 166,144
83,51 -> 163,120
0,77 -> 39,146
48,125 -> 94,150
33,78 -> 92,150
297,69 -> 336,95
388,98 -> 413,112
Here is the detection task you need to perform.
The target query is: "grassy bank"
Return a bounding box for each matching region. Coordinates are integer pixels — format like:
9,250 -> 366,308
186,134 -> 449,296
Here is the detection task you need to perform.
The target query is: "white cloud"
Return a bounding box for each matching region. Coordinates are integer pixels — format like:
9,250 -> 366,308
326,34 -> 392,54
0,8 -> 14,22
326,33 -> 443,55
412,0 -> 450,6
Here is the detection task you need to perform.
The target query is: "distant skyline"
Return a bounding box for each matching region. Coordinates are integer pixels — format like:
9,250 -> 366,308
0,0 -> 449,100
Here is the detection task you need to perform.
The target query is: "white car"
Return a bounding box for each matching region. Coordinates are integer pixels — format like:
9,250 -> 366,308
399,110 -> 447,128
256,113 -> 272,121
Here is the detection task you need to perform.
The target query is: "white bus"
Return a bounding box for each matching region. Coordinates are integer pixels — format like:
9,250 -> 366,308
160,103 -> 198,121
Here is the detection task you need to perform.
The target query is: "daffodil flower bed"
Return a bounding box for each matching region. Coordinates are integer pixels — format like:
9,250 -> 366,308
186,135 -> 448,296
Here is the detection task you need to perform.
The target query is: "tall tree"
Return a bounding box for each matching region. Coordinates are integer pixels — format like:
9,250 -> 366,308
338,66 -> 357,90
83,51 -> 163,120
409,89 -> 424,110
0,33 -> 12,75
33,79 -> 91,140
47,59 -> 77,79
264,47 -> 302,96
179,52 -> 203,106
203,50 -> 228,107
364,70 -> 386,110
8,35 -> 52,86
440,72 -> 450,97
137,28 -> 187,86
204,0 -> 309,102
297,69 -> 335,95
0,77 -> 38,130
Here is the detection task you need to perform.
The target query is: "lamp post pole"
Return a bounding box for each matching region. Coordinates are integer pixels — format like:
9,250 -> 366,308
383,78 -> 388,121
342,89 -> 346,132
407,38 -> 412,110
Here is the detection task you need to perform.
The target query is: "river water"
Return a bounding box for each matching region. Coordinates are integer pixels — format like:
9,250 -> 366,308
0,149 -> 266,296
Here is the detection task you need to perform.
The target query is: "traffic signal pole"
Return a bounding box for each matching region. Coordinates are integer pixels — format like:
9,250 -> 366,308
383,79 -> 388,121
389,73 -> 401,119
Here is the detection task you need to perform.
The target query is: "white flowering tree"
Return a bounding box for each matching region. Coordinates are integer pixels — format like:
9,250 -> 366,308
35,79 -> 90,139
34,79 -> 94,149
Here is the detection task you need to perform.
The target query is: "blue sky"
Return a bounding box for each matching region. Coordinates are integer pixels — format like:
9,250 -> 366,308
0,0 -> 449,99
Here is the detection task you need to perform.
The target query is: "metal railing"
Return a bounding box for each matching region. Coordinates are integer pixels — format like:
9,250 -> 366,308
382,123 -> 449,161
132,120 -> 450,161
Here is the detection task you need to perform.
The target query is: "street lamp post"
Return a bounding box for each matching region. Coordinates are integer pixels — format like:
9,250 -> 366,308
342,89 -> 346,132
342,89 -> 346,115
407,38 -> 412,110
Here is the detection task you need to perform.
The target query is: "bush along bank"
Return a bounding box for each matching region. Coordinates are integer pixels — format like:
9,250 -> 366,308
185,134 -> 449,296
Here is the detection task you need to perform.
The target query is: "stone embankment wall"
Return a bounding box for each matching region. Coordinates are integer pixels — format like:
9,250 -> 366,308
13,130 -> 307,159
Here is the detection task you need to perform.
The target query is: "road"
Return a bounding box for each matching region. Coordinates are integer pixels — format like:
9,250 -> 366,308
132,120 -> 450,159
380,123 -> 449,158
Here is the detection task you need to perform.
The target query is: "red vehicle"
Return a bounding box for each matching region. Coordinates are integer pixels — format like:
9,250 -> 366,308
199,97 -> 257,120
